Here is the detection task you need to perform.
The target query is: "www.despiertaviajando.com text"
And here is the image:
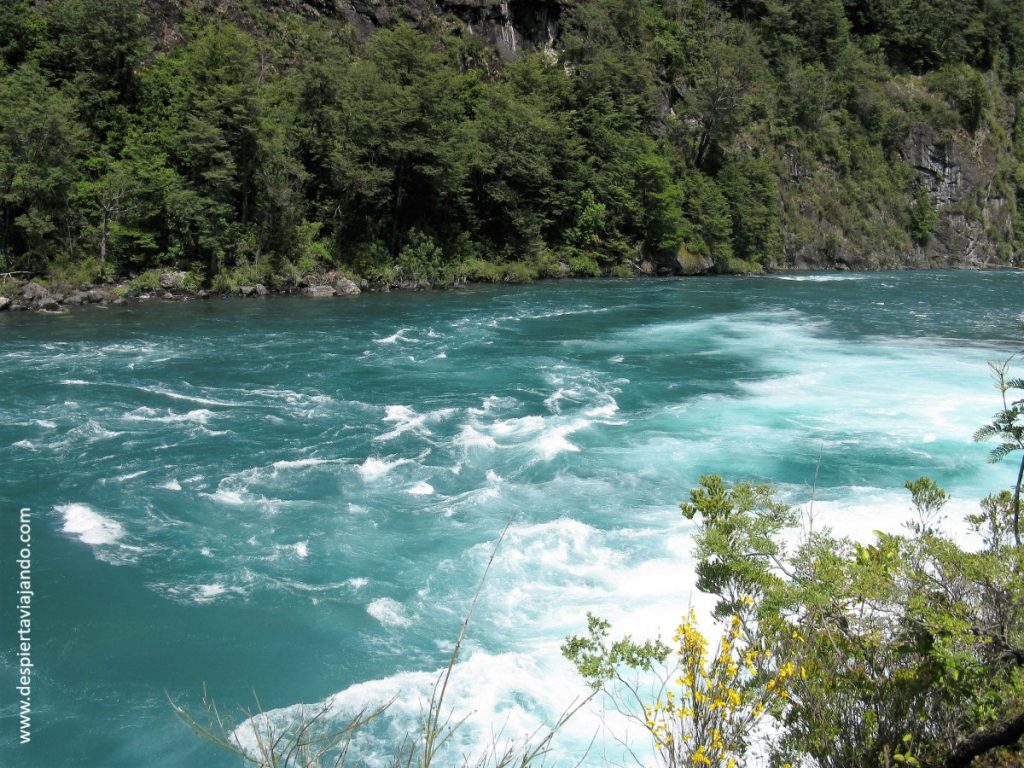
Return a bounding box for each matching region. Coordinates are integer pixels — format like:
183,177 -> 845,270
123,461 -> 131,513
15,507 -> 33,745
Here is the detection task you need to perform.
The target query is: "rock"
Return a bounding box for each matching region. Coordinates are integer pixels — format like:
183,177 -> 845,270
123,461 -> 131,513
9,301 -> 28,311
638,259 -> 658,276
63,292 -> 86,305
239,285 -> 256,297
86,288 -> 112,303
161,292 -> 175,300
359,279 -> 370,291
37,297 -> 60,311
159,270 -> 189,290
21,282 -> 48,301
675,247 -> 714,275
112,297 -> 127,306
303,284 -> 336,297
254,283 -> 269,296
0,296 -> 10,311
197,289 -> 209,299
333,277 -> 361,295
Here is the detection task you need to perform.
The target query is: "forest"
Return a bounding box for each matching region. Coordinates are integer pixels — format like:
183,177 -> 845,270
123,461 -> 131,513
1,0 -> 1023,293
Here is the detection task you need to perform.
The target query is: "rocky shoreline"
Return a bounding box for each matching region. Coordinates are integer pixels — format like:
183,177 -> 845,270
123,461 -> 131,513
0,270 -> 371,314
0,264 -> 1014,315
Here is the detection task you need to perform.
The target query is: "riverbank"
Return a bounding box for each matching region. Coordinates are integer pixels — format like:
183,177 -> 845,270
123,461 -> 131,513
1,262 -> 1015,315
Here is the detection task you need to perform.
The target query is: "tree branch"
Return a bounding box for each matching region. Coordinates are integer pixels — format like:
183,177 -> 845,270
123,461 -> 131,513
939,710 -> 1024,768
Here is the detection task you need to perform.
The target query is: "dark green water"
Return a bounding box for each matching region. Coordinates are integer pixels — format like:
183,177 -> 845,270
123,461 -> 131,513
1,271 -> 1021,767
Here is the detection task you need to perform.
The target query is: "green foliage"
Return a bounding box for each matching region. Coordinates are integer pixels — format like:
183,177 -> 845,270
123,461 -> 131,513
0,0 -> 1021,282
908,185 -> 939,245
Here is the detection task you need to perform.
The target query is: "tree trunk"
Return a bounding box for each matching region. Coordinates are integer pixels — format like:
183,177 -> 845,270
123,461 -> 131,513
939,710 -> 1024,768
1013,453 -> 1023,547
99,211 -> 108,270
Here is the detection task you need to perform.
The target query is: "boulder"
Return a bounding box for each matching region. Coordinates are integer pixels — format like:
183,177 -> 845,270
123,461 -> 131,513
638,259 -> 658,276
159,270 -> 189,290
197,289 -> 209,299
112,297 -> 127,306
37,297 -> 61,311
21,282 -> 48,301
333,277 -> 361,296
86,288 -> 112,303
254,283 -> 269,296
675,247 -> 714,276
239,285 -> 256,297
0,296 -> 10,311
303,284 -> 336,297
63,292 -> 87,305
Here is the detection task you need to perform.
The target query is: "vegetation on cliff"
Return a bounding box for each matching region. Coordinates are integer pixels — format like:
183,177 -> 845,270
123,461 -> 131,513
1,0 -> 1023,293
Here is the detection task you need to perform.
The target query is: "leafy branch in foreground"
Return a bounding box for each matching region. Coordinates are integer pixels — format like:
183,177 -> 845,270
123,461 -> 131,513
974,357 -> 1024,546
567,475 -> 1024,768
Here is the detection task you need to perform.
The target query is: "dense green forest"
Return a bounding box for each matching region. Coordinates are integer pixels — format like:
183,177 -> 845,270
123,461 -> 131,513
1,0 -> 1023,294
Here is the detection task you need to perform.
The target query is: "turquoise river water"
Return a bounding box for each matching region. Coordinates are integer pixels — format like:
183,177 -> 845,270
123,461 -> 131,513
1,271 -> 1022,767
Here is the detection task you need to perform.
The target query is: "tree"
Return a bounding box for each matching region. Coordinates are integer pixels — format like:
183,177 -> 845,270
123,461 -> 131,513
975,358 -> 1024,546
0,63 -> 86,271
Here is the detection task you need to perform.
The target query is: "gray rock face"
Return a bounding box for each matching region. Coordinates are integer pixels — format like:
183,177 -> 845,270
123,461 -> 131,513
333,277 -> 361,296
159,271 -> 189,290
303,284 -> 336,297
21,282 -> 48,301
329,0 -> 566,59
901,123 -> 1012,267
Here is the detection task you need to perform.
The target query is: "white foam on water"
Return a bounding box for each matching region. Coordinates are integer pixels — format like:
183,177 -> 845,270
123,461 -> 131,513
367,597 -> 412,628
375,405 -> 455,442
124,407 -> 214,425
13,439 -> 36,450
534,420 -> 588,459
160,479 -> 182,491
345,577 -> 369,590
138,385 -> 244,407
358,456 -> 411,480
456,425 -> 497,450
469,395 -> 518,415
33,419 -> 57,428
58,503 -> 125,546
407,481 -> 434,496
774,274 -> 865,282
197,583 -> 227,601
293,541 -> 309,559
114,470 -> 148,482
272,457 -> 346,470
207,488 -> 246,505
375,328 -> 413,344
